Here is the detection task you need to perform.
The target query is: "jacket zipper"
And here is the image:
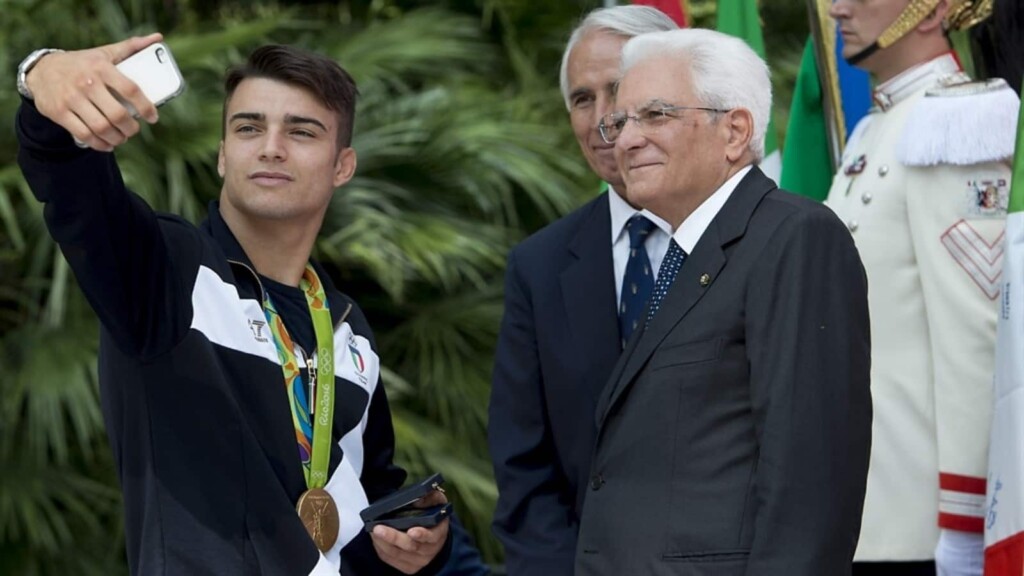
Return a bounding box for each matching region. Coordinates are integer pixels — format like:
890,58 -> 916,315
228,259 -> 354,415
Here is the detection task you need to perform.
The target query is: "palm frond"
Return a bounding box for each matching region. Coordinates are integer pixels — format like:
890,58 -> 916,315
0,450 -> 119,552
330,9 -> 498,93
383,289 -> 503,453
2,322 -> 102,465
322,203 -> 509,301
167,16 -> 291,64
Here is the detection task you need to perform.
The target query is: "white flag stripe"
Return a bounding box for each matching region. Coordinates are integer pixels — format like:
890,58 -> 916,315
759,149 -> 781,184
986,389 -> 1024,545
986,212 -> 1024,554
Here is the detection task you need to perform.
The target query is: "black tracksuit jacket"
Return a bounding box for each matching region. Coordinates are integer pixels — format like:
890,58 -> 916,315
16,99 -> 449,576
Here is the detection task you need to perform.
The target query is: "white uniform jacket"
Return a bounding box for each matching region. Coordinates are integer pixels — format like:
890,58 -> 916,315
826,53 -> 1018,562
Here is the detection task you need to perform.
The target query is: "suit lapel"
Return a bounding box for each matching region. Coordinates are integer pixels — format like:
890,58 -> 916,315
561,194 -> 620,397
597,167 -> 778,428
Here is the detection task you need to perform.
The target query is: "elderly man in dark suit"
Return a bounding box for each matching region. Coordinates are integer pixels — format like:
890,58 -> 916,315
575,28 -> 873,576
487,6 -> 677,576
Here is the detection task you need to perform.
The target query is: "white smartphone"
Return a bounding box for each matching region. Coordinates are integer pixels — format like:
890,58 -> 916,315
74,42 -> 185,147
115,42 -> 185,114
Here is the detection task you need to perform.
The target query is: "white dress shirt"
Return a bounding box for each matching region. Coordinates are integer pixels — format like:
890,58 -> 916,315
670,165 -> 752,252
609,187 -> 672,305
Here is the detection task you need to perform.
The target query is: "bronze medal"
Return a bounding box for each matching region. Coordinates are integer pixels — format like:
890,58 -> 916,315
296,488 -> 340,552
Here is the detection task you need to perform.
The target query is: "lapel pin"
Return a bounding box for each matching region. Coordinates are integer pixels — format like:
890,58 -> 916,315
699,273 -> 711,287
843,154 -> 867,176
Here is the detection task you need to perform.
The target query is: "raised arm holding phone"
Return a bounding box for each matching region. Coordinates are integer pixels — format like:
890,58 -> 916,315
16,34 -> 450,576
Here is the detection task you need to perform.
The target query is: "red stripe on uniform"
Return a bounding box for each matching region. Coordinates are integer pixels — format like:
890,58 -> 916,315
939,512 -> 984,533
940,473 -> 988,495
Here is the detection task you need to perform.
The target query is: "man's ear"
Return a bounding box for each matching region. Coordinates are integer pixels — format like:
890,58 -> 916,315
217,141 -> 226,178
918,0 -> 949,33
333,147 -> 357,188
723,108 -> 754,163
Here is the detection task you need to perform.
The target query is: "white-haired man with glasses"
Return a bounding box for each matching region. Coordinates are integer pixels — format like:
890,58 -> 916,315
575,28 -> 873,576
488,5 -> 677,576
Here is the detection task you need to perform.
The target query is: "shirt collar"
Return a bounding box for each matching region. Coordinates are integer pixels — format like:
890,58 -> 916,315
672,165 -> 752,254
608,185 -> 672,244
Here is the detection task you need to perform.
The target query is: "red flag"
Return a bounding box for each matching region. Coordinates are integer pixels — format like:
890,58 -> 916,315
632,0 -> 688,27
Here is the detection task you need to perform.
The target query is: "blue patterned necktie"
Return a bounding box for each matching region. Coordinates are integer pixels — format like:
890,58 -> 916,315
619,215 -> 658,348
646,240 -> 686,327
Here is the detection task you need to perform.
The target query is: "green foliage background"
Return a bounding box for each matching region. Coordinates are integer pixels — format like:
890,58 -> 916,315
0,0 -> 808,573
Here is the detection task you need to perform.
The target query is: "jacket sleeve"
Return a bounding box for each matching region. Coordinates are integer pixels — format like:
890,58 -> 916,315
743,205 -> 873,575
905,161 -> 1008,532
15,98 -> 196,358
488,249 -> 578,576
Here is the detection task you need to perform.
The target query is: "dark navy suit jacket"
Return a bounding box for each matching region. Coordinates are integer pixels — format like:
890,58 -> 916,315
576,168 -> 872,576
489,193 -> 622,576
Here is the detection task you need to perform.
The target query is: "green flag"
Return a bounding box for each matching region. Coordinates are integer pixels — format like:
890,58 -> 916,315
716,0 -> 780,181
1012,99 -> 1024,214
779,40 -> 833,201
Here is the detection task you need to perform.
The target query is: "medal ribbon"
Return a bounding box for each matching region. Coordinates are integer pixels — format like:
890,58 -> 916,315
262,265 -> 335,489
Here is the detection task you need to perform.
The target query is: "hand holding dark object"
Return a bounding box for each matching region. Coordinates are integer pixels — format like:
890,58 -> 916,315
370,488 -> 451,574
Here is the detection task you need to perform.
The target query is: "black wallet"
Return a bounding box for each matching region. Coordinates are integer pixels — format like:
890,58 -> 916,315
360,473 -> 452,532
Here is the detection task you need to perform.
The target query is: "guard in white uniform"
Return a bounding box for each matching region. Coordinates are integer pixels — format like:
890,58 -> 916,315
827,1 -> 1019,574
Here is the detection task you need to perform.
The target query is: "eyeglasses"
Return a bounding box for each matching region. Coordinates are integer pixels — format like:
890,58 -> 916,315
598,105 -> 729,144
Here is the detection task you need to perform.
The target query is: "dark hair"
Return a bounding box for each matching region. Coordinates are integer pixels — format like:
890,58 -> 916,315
970,0 -> 1024,95
223,45 -> 359,147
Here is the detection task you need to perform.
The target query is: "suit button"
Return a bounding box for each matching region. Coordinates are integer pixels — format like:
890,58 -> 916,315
590,474 -> 604,491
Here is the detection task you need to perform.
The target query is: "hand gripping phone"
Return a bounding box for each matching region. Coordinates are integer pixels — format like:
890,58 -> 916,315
114,42 -> 185,116
360,473 -> 453,532
74,42 -> 184,147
